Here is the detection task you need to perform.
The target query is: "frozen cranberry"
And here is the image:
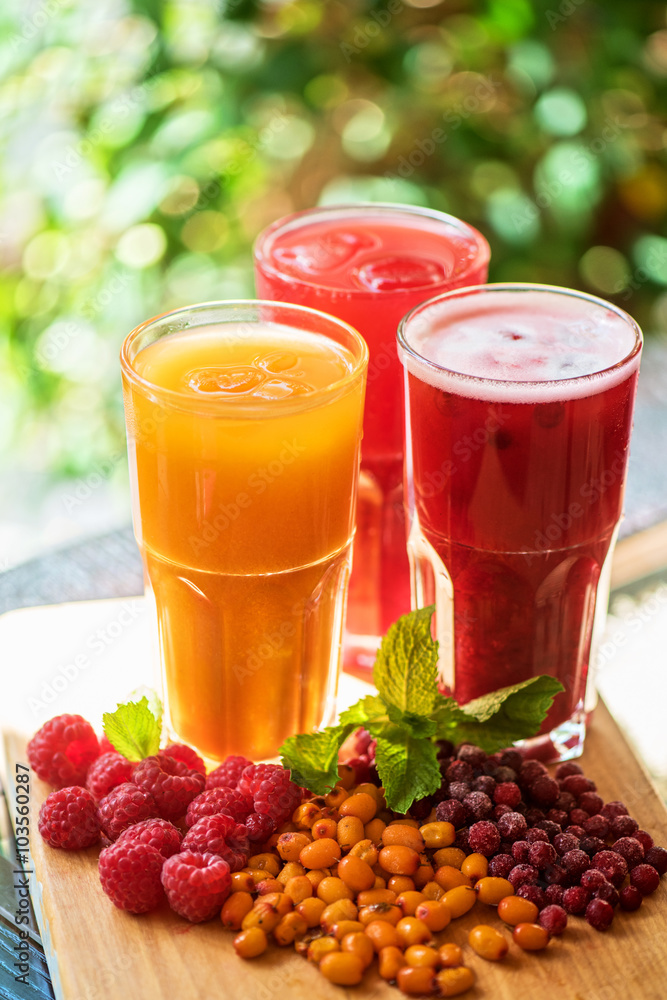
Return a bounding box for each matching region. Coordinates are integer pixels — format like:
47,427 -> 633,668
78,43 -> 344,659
454,827 -> 470,852
519,760 -> 548,786
517,884 -> 547,909
529,841 -> 557,869
547,809 -> 569,828
463,791 -> 493,820
630,863 -> 661,896
555,761 -> 583,780
585,897 -> 614,931
508,864 -> 539,889
526,828 -> 550,844
619,885 -> 643,911
473,775 -> 496,796
595,882 -> 619,907
563,885 -> 591,915
488,854 -> 514,879
577,791 -> 603,815
468,821 -> 500,857
435,799 -> 468,829
544,885 -> 564,906
600,800 -> 628,821
499,750 -> 523,772
499,840 -> 515,855
555,791 -> 576,813
493,765 -> 519,784
569,808 -> 590,826
611,837 -> 644,868
494,804 -> 513,820
456,744 -> 487,768
497,811 -> 527,842
592,850 -> 628,888
536,820 -> 562,841
580,869 -> 608,891
566,825 -> 586,839
494,782 -> 521,808
409,797 -> 433,821
446,760 -> 474,784
448,781 -> 472,801
645,846 -> 667,875
511,840 -> 530,863
525,807 -> 546,825
610,815 -> 638,839
529,776 -> 560,808
437,739 -> 454,758
562,849 -> 591,882
545,864 -> 568,886
539,904 -> 567,935
554,833 -> 580,856
561,775 -> 596,797
634,830 -> 654,853
579,836 -> 606,857
583,815 -> 610,839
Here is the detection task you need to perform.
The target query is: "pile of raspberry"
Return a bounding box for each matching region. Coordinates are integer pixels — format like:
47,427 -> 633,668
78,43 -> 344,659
30,713 -> 306,921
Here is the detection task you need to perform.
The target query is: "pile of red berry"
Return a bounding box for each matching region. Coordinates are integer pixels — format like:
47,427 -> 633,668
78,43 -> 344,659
30,714 -> 305,921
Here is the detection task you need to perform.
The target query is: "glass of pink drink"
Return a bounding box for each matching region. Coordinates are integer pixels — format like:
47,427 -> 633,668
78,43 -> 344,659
398,284 -> 642,761
254,205 -> 489,672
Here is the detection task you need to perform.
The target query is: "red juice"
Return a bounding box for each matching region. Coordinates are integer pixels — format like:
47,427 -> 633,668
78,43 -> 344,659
254,205 -> 489,670
399,285 -> 642,758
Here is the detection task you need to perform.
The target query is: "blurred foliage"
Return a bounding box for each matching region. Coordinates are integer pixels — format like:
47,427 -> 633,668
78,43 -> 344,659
1,0 -> 666,484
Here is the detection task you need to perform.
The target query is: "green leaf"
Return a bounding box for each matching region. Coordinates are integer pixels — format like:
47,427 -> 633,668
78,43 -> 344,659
373,723 -> 442,814
127,686 -> 163,732
460,675 -> 564,724
386,705 -> 437,739
279,723 -> 357,794
373,606 -> 438,716
339,695 -> 386,727
102,697 -> 161,762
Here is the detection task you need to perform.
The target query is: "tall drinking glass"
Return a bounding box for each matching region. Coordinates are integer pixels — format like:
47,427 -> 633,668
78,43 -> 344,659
398,284 -> 642,760
254,204 -> 489,671
121,301 -> 368,762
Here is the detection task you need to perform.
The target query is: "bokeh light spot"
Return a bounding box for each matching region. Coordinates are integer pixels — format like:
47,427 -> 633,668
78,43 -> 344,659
115,224 -> 167,269
23,232 -> 70,280
181,211 -> 229,253
535,88 -> 587,136
579,246 -> 630,294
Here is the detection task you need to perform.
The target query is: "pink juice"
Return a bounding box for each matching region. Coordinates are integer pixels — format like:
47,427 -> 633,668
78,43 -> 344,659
399,285 -> 642,757
254,205 -> 489,669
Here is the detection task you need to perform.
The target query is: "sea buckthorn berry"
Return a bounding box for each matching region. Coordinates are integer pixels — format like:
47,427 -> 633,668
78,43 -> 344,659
230,872 -> 255,893
305,868 -> 329,890
513,922 -> 550,950
248,853 -> 280,876
364,818 -> 387,843
307,936 -> 339,963
433,848 -> 467,870
320,898 -> 358,929
221,891 -> 253,930
349,839 -> 379,865
435,866 -> 472,891
337,764 -> 356,790
300,838 -> 341,870
332,920 -> 365,940
339,793 -> 377,825
256,879 -> 284,896
325,786 -> 349,810
284,876 -> 312,905
319,951 -> 365,986
468,924 -> 508,961
358,888 -> 397,906
395,916 -> 432,947
383,825 -> 425,853
378,945 -> 405,981
405,944 -> 440,969
419,821 -> 455,850
341,931 -> 374,968
436,967 -> 476,997
357,783 -> 386,806
421,881 -> 445,901
414,860 -> 435,888
337,816 -> 365,852
439,943 -> 464,968
497,895 -> 539,926
273,912 -> 308,946
296,897 -> 326,927
389,876 -> 415,894
317,876 -> 353,904
359,903 -> 402,926
380,845 -> 421,876
475,877 -> 514,906
241,901 -> 281,933
389,817 -> 421,829
396,891 -> 426,916
260,892 -> 292,916
293,802 -> 322,829
243,869 -> 273,887
415,900 -> 451,932
365,919 -> 401,951
396,965 -> 437,995
233,927 -> 267,958
276,861 -> 305,885
311,818 -> 338,840
442,885 -> 477,919
461,853 -> 488,882
337,855 -> 376,893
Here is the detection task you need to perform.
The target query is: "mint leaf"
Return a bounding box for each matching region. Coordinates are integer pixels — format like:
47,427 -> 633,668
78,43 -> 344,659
103,697 -> 161,762
373,723 -> 441,813
386,705 -> 437,740
373,606 -> 438,716
339,695 -> 386,727
280,723 -> 357,794
128,686 -> 163,732
461,676 -> 564,724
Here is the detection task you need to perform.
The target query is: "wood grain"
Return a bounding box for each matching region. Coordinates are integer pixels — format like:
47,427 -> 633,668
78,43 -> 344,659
3,700 -> 667,1000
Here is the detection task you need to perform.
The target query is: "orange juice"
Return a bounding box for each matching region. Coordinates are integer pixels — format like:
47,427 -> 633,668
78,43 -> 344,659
121,303 -> 367,761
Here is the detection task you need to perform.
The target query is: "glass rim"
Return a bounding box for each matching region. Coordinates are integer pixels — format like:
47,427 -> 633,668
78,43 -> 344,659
397,282 -> 643,390
253,202 -> 491,295
120,299 -> 369,415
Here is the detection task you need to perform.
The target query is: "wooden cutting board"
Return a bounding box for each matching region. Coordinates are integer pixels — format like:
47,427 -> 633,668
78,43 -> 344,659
3,700 -> 667,1000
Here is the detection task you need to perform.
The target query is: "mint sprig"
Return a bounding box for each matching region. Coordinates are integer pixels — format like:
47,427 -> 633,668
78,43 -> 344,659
103,695 -> 162,762
280,606 -> 564,812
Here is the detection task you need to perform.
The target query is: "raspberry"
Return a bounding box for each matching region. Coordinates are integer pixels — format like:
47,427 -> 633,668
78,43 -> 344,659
206,755 -> 253,790
580,869 -> 608,891
611,837 -> 644,868
585,897 -> 614,931
493,782 -> 521,808
98,782 -> 159,841
181,813 -> 249,871
435,799 -> 469,829
517,885 -> 546,910
497,811 -> 527,843
467,821 -> 500,857
582,814 -> 609,839
133,754 -> 205,821
561,849 -> 590,882
116,818 -> 182,858
577,792 -> 603,815
562,885 -> 590,915
594,882 -> 619,907
245,812 -> 276,844
555,762 -> 583,780
99,735 -> 116,755
645,846 -> 667,875
86,753 -> 134,800
630,863 -> 660,896
238,764 -> 304,833
445,760 -> 474,784
162,851 -> 230,922
528,841 -> 557,869
560,775 -> 596,797
591,850 -> 628,888
472,775 -> 496,796
448,782 -> 472,801
619,885 -> 643,911
508,864 -> 539,889
186,787 -> 253,827
554,832 -> 580,856
38,786 -> 99,849
455,744 -> 487,769
27,714 -> 99,788
99,841 -> 165,913
528,776 -> 560,808
544,885 -> 564,906
610,815 -> 638,839
487,854 -> 514,879
463,791 -> 493,820
163,743 -> 206,775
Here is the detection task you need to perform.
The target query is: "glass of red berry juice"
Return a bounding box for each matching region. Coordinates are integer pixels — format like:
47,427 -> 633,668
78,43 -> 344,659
254,205 -> 490,673
398,284 -> 642,761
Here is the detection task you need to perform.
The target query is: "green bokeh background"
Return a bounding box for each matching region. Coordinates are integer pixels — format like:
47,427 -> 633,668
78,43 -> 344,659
1,0 -> 666,554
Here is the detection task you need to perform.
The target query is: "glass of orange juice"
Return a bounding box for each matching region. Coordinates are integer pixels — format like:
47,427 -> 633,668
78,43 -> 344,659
120,301 -> 368,762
